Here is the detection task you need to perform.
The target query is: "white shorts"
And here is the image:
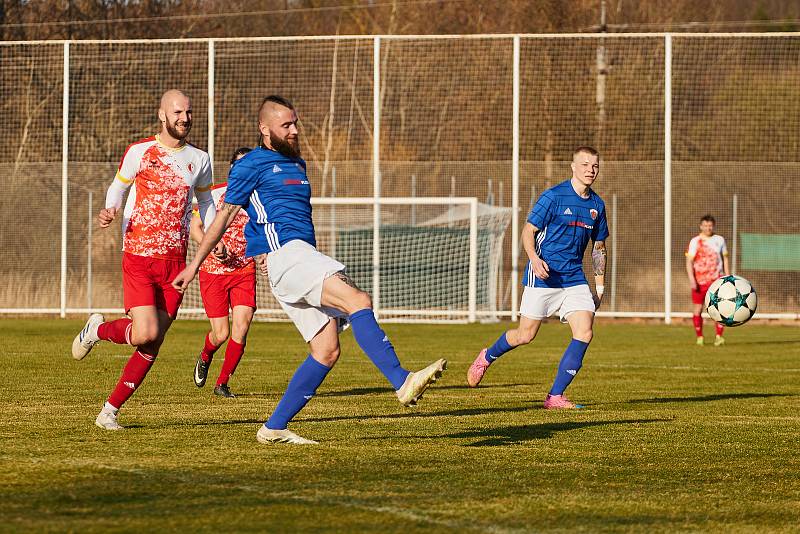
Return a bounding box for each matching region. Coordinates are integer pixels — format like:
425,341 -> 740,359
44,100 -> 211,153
519,284 -> 595,323
266,239 -> 348,342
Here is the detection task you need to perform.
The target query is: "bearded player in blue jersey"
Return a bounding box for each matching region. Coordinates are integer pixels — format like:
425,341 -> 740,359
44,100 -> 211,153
467,147 -> 608,409
173,95 -> 447,444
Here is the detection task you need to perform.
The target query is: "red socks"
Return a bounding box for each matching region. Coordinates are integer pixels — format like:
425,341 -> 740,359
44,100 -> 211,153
715,322 -> 724,337
201,332 -> 222,364
97,318 -> 133,345
107,350 -> 157,409
217,339 -> 245,386
692,314 -> 703,337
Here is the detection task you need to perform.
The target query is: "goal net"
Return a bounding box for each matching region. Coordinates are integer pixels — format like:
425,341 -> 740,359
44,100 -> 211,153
180,198 -> 512,323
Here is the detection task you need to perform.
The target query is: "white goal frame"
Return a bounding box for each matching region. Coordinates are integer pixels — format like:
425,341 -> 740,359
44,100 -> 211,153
177,196 -> 482,323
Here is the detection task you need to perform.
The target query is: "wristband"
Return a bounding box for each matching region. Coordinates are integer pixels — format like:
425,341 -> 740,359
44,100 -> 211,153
596,285 -> 605,295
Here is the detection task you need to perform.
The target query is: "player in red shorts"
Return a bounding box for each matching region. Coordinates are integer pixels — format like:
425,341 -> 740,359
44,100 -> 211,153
685,214 -> 730,346
70,89 -> 220,430
190,147 -> 256,399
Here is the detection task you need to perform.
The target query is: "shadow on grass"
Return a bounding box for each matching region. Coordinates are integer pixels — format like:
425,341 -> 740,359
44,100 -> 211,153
725,339 -> 800,346
318,383 -> 529,398
184,405 -> 535,427
301,404 -> 534,423
446,418 -> 670,446
627,393 -> 790,404
236,383 -> 530,399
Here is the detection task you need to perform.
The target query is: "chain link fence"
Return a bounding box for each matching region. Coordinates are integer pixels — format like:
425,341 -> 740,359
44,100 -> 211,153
0,34 -> 797,320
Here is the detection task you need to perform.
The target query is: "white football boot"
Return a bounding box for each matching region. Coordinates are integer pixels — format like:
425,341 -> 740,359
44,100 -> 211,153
256,426 -> 318,445
396,358 -> 448,407
95,409 -> 124,431
72,313 -> 104,360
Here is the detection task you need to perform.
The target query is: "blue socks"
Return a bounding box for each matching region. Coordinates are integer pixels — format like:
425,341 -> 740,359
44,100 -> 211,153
485,332 -> 514,363
349,308 -> 409,390
549,338 -> 590,395
266,355 -> 330,430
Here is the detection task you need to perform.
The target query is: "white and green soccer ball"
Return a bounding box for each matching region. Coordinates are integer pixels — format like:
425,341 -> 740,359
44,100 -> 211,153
704,275 -> 758,327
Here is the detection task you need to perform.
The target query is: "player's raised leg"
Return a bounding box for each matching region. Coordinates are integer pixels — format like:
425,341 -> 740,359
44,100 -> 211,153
96,306 -> 173,430
467,316 -> 542,387
258,318 -> 340,445
214,304 -> 255,398
544,309 -> 593,409
321,272 -> 447,407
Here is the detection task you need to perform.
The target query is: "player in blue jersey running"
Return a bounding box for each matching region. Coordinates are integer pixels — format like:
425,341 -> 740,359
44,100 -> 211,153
467,146 -> 608,409
173,95 -> 447,444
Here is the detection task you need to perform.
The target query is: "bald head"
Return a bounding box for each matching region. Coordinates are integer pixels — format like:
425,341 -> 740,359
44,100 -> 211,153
160,89 -> 189,111
158,89 -> 192,145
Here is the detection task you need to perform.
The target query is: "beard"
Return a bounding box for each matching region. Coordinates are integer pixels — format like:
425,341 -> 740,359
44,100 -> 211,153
165,118 -> 191,140
270,130 -> 301,159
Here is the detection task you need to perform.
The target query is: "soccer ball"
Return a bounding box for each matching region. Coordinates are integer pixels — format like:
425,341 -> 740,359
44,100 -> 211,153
704,275 -> 758,327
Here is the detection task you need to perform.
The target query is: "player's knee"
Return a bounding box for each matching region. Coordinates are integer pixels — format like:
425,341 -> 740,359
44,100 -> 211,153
350,289 -> 372,311
231,317 -> 252,339
574,329 -> 593,343
516,328 -> 537,345
314,346 -> 340,367
213,323 -> 230,343
131,323 -> 160,346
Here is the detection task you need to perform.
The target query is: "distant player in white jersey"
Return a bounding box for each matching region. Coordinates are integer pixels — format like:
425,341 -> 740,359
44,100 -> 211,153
686,214 -> 730,346
467,147 -> 609,409
70,89 -> 218,430
173,95 -> 447,445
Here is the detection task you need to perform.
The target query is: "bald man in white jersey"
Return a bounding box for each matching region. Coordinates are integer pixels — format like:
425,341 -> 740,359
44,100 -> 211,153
71,89 -> 219,430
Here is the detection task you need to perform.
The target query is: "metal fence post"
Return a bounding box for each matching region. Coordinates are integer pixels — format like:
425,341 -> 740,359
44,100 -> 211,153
664,34 -> 672,325
87,191 -> 93,311
208,39 -> 215,170
372,36 -> 381,316
511,35 -> 520,322
61,41 -> 70,318
732,194 -> 738,275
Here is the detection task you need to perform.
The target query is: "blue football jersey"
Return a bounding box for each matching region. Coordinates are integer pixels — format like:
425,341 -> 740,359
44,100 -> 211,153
522,180 -> 609,288
224,147 -> 315,257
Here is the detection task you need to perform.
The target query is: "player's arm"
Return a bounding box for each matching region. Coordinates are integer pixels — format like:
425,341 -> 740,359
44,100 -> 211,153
99,172 -> 133,228
172,202 -> 241,292
685,253 -> 698,290
722,238 -> 731,276
522,222 -> 549,279
189,212 -> 204,245
592,240 -> 607,306
189,210 -> 227,259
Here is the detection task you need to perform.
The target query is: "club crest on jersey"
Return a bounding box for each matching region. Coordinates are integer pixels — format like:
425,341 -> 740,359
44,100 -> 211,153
188,163 -> 194,173
590,208 -> 598,220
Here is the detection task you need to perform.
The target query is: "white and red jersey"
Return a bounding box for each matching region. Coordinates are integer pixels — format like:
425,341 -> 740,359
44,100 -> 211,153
114,135 -> 213,261
197,183 -> 254,275
686,234 -> 728,285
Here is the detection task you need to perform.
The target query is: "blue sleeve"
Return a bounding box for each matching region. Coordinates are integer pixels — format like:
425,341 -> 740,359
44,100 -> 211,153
224,160 -> 259,207
593,206 -> 609,242
527,191 -> 554,230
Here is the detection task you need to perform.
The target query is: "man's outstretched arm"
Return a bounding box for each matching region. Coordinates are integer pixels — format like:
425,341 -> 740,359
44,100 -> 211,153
173,202 -> 241,292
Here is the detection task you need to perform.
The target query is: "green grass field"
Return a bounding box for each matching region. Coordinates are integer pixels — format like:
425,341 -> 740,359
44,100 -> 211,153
1,318 -> 799,532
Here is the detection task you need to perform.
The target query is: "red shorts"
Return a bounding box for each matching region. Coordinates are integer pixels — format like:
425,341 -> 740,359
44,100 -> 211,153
692,282 -> 713,305
199,270 -> 257,318
122,252 -> 185,317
